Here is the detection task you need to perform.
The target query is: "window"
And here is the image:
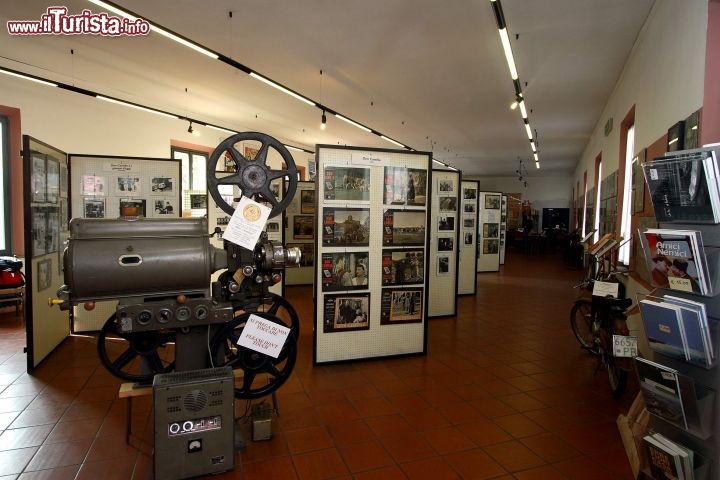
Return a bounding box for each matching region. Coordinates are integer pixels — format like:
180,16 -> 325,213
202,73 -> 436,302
0,116 -> 10,254
581,172 -> 588,238
619,124 -> 635,264
594,159 -> 602,243
171,146 -> 208,214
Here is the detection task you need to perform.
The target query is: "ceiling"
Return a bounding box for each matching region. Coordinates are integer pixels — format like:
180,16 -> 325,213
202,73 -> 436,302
0,0 -> 655,177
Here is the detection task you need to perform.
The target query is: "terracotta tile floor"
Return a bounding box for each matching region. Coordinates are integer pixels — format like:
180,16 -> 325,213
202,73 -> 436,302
0,250 -> 638,479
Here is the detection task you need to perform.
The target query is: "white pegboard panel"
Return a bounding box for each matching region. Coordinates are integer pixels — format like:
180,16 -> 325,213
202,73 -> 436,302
428,170 -> 460,317
458,180 -> 479,294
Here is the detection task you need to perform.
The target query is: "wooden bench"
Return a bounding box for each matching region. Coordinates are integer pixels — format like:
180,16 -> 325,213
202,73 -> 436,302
118,370 -> 279,446
0,287 -> 23,316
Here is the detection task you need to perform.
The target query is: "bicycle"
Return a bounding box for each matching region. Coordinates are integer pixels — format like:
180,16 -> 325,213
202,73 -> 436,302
570,276 -> 632,397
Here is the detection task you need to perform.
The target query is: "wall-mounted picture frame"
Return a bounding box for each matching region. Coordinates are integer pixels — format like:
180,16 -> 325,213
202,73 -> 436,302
320,251 -> 369,291
82,175 -> 106,196
190,193 -> 207,209
484,194 -> 501,210
151,177 -> 174,193
300,190 -> 315,214
380,288 -> 423,325
463,203 -> 476,214
324,166 -> 371,201
437,255 -> 450,275
293,215 -> 315,239
381,249 -> 424,286
383,167 -> 427,206
322,208 -> 370,246
323,293 -> 370,333
483,239 -> 499,254
32,209 -> 48,256
463,217 -> 475,229
382,209 -> 426,246
667,120 -> 685,152
31,154 -> 47,203
37,258 -> 52,292
120,198 -> 146,217
463,188 -> 477,200
438,178 -> 455,194
464,232 -> 474,245
117,176 -> 141,194
84,198 -> 106,218
437,237 -> 454,252
45,157 -> 60,204
483,223 -> 499,238
438,197 -> 457,212
438,215 -> 455,232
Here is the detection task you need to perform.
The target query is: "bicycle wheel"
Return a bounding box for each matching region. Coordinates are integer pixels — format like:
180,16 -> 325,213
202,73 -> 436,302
570,299 -> 596,352
606,357 -> 628,397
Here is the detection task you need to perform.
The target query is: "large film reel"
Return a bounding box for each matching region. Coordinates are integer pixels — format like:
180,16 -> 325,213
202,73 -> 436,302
207,132 -> 299,218
210,293 -> 299,399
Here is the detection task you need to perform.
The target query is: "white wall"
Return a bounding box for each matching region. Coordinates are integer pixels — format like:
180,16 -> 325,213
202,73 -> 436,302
574,0 -> 707,186
0,76 -> 314,170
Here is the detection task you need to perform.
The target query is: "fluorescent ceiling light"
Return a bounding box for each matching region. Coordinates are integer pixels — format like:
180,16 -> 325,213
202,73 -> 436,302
535,162 -> 540,169
96,95 -> 178,119
432,159 -> 445,166
533,152 -> 539,161
447,165 -> 458,171
530,141 -> 536,152
0,69 -> 57,87
335,114 -> 371,133
207,125 -> 236,134
284,145 -> 304,152
87,0 -> 137,20
519,100 -> 527,119
525,123 -> 533,140
381,135 -> 405,148
498,28 -> 518,80
150,25 -> 219,59
668,137 -> 679,145
249,72 -> 315,107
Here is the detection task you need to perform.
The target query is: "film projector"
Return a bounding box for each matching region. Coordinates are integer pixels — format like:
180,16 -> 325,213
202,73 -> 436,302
51,132 -> 302,479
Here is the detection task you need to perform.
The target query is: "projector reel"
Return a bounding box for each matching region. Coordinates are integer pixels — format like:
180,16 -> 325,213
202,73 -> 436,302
210,293 -> 299,399
207,132 -> 299,218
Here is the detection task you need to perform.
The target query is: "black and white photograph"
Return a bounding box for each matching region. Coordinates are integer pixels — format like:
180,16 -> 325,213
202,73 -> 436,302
463,203 -> 476,213
151,177 -> 174,193
84,198 -> 105,219
119,198 -> 146,217
381,288 -> 423,325
155,199 -> 176,215
37,258 -> 52,292
324,166 -> 370,201
323,293 -> 370,333
31,154 -> 47,203
321,251 -> 369,291
270,179 -> 281,200
384,167 -> 427,206
287,243 -> 314,267
483,222 -> 499,238
266,221 -> 280,233
46,209 -> 59,254
59,164 -> 68,198
438,215 -> 455,231
463,188 -> 477,200
46,157 -> 60,204
437,236 -> 454,252
300,190 -> 315,214
32,209 -> 48,257
483,238 -> 499,254
383,210 -> 426,246
484,194 -> 501,210
437,255 -> 450,275
438,197 -> 457,211
464,232 -> 474,245
190,193 -> 207,209
117,176 -> 141,194
82,175 -> 106,196
438,178 -> 455,194
322,208 -> 370,246
463,217 -> 475,229
293,215 -> 315,239
381,249 -> 424,286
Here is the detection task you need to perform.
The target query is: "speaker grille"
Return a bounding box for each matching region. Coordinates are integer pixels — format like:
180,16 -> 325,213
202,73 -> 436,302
183,389 -> 208,412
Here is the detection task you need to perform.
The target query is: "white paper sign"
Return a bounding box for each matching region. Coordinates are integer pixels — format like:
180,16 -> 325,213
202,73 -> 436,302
592,280 -> 619,298
223,197 -> 271,250
237,314 -> 290,358
613,335 -> 638,358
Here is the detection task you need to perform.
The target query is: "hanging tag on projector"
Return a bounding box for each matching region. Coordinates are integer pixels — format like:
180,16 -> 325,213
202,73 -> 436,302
237,314 -> 290,358
224,197 -> 271,250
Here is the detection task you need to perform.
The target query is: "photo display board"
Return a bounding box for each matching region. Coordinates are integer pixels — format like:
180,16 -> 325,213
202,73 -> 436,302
477,191 -> 502,272
285,181 -> 316,285
428,170 -> 460,316
68,154 -> 181,332
458,180 -> 479,295
500,194 -> 508,265
315,145 -> 431,364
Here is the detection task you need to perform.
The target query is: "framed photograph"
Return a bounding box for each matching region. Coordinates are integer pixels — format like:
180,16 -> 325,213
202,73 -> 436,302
45,208 -> 59,254
463,217 -> 475,229
45,157 -> 60,204
383,210 -> 426,246
463,203 -> 476,214
117,176 -> 141,194
321,252 -> 369,291
293,215 -> 315,240
438,178 -> 455,194
300,190 -> 315,214
190,193 -> 207,209
463,188 -> 477,200
59,164 -> 68,198
287,243 -> 315,267
383,167 -> 427,206
31,154 -> 47,203
37,258 -> 52,292
151,177 -> 174,193
438,197 -> 457,212
322,208 -> 370,246
381,249 -> 424,286
82,175 -> 106,195
324,166 -> 371,201
84,198 -> 106,218
323,293 -> 370,333
437,236 -> 454,252
438,215 -> 455,232
120,198 -> 146,217
244,146 -> 259,160
464,232 -> 474,245
483,223 -> 499,238
381,288 -> 423,325
483,239 -> 499,254
437,255 -> 450,275
155,198 -> 176,215
32,209 -> 48,257
484,194 -> 501,210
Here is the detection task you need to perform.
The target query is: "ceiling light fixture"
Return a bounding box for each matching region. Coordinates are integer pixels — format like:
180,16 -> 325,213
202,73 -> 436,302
335,114 -> 372,133
380,135 -> 405,148
320,110 -> 327,130
187,120 -> 200,136
96,95 -> 178,119
0,68 -> 57,87
249,72 -> 316,107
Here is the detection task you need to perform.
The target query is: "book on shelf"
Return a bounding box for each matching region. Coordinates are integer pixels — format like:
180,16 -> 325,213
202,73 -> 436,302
638,298 -> 689,361
643,433 -> 694,480
635,357 -> 687,430
643,147 -> 720,224
663,295 -> 714,367
640,229 -> 710,295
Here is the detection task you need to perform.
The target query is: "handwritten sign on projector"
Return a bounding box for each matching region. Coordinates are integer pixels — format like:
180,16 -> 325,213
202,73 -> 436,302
237,314 -> 290,358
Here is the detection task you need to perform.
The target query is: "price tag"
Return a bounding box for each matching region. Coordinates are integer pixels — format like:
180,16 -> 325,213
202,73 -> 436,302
613,335 -> 638,358
592,280 -> 619,298
668,277 -> 693,292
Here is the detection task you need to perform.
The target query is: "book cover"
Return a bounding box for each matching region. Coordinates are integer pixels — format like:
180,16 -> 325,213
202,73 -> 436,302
635,357 -> 687,429
662,295 -> 713,367
665,295 -> 713,360
643,434 -> 685,480
643,149 -> 720,223
641,229 -> 706,294
652,433 -> 694,479
638,299 -> 688,361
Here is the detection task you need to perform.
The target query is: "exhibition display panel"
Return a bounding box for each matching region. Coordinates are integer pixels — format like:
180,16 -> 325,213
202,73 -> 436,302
477,191 -> 502,272
284,181 -> 315,286
458,180 -> 479,295
314,145 -> 431,364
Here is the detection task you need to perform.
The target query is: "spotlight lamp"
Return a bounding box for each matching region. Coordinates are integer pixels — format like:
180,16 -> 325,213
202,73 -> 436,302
187,121 -> 193,134
320,110 -> 327,130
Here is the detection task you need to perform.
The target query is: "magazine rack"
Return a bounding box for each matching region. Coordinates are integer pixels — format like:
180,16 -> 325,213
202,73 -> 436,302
638,430 -> 711,480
